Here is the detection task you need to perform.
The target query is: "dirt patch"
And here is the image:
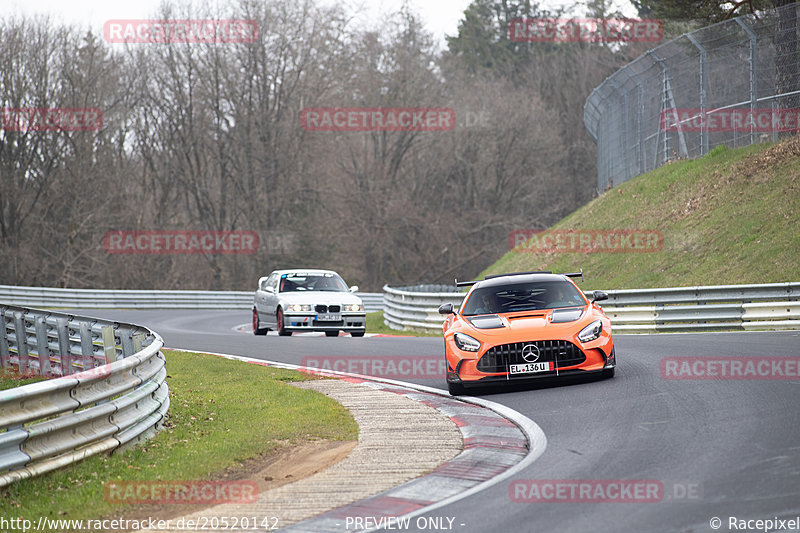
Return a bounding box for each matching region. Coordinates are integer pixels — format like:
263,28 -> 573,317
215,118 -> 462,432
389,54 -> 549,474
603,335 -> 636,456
115,439 -> 356,528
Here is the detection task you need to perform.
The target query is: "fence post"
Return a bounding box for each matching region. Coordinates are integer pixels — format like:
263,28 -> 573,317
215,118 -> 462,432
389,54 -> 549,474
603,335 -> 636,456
636,82 -> 645,174
649,50 -> 689,162
687,32 -> 709,156
736,17 -> 758,146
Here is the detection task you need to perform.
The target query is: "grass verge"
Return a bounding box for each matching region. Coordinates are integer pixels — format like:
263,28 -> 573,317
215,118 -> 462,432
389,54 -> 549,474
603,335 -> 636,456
366,311 -> 441,337
0,349 -> 357,521
0,368 -> 45,391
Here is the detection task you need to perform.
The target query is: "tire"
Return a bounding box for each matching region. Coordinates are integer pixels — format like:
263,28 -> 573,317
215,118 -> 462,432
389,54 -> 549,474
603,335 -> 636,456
325,330 -> 339,337
351,331 -> 365,337
276,308 -> 292,336
602,367 -> 616,378
447,382 -> 466,396
253,308 -> 268,336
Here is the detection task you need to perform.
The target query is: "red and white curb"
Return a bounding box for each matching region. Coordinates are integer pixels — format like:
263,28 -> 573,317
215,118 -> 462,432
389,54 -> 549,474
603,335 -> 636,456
169,349 -> 546,533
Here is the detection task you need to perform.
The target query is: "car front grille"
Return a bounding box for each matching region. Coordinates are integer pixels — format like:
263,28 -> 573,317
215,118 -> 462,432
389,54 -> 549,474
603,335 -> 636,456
476,340 -> 586,373
314,304 -> 342,313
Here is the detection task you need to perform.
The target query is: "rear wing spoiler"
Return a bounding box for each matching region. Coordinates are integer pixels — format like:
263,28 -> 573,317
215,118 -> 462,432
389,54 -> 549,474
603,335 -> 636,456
456,268 -> 583,287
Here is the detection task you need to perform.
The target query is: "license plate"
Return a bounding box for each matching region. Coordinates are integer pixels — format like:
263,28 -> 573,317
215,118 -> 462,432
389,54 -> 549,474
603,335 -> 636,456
316,313 -> 340,322
509,361 -> 553,374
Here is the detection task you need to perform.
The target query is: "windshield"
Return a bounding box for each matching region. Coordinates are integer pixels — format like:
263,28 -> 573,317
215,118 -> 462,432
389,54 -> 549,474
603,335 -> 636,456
461,280 -> 586,316
279,273 -> 349,292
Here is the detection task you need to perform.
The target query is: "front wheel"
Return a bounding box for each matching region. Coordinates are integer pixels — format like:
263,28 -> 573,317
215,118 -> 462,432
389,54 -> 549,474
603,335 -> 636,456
253,308 -> 268,336
350,331 -> 365,337
276,308 -> 292,336
602,367 -> 616,378
325,330 -> 339,337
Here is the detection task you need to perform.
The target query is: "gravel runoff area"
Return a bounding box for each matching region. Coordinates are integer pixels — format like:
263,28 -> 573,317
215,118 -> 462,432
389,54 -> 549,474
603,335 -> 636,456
142,378 -> 464,532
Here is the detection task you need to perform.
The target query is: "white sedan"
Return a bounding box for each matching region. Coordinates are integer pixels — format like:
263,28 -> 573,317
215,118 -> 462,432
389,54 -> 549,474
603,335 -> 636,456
252,269 -> 366,337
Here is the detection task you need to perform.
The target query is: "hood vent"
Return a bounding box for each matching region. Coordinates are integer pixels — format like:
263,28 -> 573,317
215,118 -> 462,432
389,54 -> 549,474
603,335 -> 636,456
467,315 -> 505,329
551,307 -> 584,323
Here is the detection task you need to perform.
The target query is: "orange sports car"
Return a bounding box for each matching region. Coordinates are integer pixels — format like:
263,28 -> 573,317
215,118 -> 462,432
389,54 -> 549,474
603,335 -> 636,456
439,271 -> 615,395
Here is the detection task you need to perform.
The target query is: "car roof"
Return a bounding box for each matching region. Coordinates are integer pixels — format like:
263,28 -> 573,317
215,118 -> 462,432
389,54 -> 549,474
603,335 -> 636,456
270,269 -> 340,277
471,272 -> 572,289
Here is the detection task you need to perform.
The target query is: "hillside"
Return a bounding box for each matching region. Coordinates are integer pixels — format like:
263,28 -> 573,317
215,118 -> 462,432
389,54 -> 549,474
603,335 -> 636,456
481,137 -> 800,289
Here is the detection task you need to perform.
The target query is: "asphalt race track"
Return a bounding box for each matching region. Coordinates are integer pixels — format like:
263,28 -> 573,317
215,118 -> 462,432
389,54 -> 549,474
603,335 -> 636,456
80,309 -> 800,533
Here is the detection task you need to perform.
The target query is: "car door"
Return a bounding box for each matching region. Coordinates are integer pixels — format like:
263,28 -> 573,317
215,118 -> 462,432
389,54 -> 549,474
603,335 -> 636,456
257,273 -> 279,327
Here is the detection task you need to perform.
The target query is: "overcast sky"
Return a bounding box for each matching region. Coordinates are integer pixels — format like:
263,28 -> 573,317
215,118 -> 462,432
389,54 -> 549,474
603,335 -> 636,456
6,0 -> 636,48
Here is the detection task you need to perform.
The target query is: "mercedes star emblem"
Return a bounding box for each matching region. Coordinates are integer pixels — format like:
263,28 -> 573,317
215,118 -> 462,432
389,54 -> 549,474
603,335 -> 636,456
521,344 -> 541,363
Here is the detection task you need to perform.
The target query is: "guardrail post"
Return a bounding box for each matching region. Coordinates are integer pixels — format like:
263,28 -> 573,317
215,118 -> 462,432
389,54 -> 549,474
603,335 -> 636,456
14,313 -> 28,374
34,316 -> 52,377
132,333 -> 145,354
119,327 -> 134,357
101,325 -> 117,364
0,310 -> 10,369
79,322 -> 94,371
56,318 -> 71,376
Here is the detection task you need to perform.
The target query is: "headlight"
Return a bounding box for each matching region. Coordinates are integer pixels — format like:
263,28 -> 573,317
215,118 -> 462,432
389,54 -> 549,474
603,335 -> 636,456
344,304 -> 365,312
578,320 -> 603,343
454,332 -> 481,352
288,304 -> 312,312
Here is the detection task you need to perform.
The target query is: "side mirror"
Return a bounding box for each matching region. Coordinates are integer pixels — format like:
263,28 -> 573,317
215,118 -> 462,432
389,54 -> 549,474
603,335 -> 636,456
438,303 -> 455,315
264,286 -> 275,294
349,285 -> 359,293
591,290 -> 608,303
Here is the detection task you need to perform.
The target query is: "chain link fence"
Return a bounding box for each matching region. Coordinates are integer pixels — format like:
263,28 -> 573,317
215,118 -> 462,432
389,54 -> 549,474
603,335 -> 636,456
585,3 -> 800,191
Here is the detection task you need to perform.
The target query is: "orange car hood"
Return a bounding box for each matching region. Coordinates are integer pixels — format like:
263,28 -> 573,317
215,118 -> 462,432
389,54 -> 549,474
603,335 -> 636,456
459,306 -> 592,341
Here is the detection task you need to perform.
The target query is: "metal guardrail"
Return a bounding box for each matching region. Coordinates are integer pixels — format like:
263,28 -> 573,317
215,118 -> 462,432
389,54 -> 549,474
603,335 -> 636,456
383,285 -> 465,331
0,285 -> 385,313
383,282 -> 800,333
0,305 -> 169,487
